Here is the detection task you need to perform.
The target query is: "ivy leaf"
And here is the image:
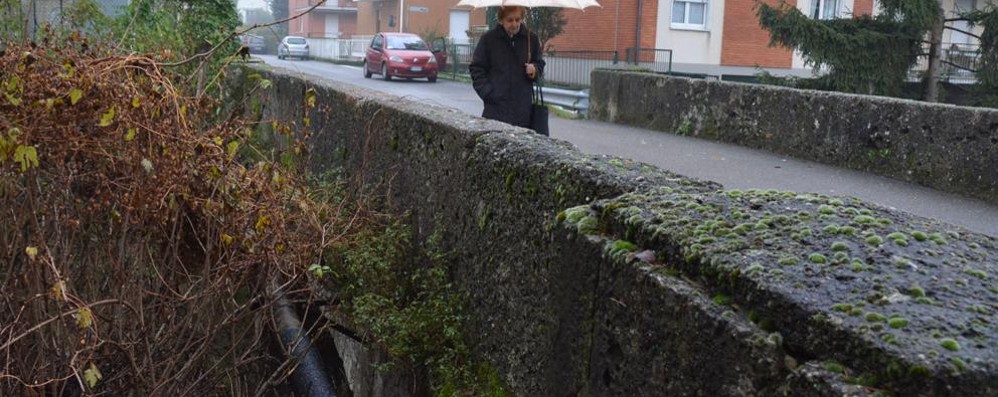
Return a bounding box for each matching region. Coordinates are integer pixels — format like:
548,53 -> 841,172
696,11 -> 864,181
98,106 -> 116,127
131,96 -> 141,108
25,246 -> 38,261
226,141 -> 239,159
13,145 -> 39,172
220,233 -> 234,246
305,88 -> 316,108
83,362 -> 102,388
260,79 -> 272,89
70,88 -> 83,105
50,280 -> 66,300
4,75 -> 20,92
213,136 -> 223,146
255,214 -> 270,233
76,307 -> 93,329
125,128 -> 136,142
5,93 -> 21,106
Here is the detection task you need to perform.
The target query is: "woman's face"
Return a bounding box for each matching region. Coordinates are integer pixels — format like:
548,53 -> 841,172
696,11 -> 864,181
500,9 -> 525,36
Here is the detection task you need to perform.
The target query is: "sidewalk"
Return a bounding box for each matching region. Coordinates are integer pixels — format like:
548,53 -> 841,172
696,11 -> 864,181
258,55 -> 998,237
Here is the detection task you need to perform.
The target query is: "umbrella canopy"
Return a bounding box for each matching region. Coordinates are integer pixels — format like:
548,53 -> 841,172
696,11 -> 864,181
455,0 -> 600,10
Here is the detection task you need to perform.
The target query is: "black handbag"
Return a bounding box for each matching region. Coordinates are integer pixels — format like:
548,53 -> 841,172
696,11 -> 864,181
530,80 -> 549,136
526,28 -> 549,136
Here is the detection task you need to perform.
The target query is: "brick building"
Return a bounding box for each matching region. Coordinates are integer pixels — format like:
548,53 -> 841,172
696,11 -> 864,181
289,0 -> 359,38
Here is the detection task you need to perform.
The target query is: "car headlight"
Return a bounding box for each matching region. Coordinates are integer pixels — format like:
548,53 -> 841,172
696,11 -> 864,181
427,56 -> 437,64
389,55 -> 403,63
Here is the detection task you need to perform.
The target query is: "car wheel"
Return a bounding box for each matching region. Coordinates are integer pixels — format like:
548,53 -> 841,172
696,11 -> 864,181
428,75 -> 437,83
382,63 -> 391,81
363,61 -> 372,78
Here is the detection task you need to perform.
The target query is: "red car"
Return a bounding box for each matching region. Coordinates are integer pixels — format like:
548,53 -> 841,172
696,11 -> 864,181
364,32 -> 444,82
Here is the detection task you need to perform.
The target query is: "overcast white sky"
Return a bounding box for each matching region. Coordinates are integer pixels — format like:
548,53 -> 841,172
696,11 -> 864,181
238,0 -> 267,10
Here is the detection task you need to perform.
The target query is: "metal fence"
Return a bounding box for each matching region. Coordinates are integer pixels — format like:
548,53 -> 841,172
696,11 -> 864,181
625,48 -> 673,74
304,38 -> 369,61
543,50 -> 619,87
909,43 -> 981,84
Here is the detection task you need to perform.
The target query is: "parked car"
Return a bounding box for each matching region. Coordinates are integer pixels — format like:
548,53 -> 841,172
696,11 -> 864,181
364,33 -> 442,82
278,36 -> 309,60
239,33 -> 266,54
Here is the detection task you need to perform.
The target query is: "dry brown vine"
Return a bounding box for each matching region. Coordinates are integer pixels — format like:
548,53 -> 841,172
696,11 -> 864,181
0,33 -> 364,396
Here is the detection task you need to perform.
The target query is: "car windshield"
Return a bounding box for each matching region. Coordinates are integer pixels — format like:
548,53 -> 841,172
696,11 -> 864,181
386,36 -> 428,50
286,38 -> 306,45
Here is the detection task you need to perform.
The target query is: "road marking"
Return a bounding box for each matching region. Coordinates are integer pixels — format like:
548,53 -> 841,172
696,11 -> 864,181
340,65 -> 362,71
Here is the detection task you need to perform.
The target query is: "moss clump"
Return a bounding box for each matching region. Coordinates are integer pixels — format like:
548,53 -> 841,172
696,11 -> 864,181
908,286 -> 926,298
908,365 -> 930,377
576,216 -> 599,235
778,257 -> 798,266
823,224 -> 840,234
818,205 -> 836,215
910,231 -> 928,242
940,338 -> 960,351
888,317 -> 909,329
929,233 -> 948,245
809,253 -> 827,264
865,312 -> 886,322
831,241 -> 849,251
712,294 -> 732,306
831,303 -> 852,312
854,215 -> 876,224
839,226 -> 858,236
824,360 -> 845,374
951,358 -> 968,372
866,235 -> 884,246
962,269 -> 988,279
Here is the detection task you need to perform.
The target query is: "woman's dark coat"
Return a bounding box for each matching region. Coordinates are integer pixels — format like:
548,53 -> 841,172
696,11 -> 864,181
469,24 -> 545,128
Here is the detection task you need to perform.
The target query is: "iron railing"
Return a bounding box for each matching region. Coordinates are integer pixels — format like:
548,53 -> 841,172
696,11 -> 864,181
543,50 -> 619,87
910,42 -> 981,84
625,48 -> 673,74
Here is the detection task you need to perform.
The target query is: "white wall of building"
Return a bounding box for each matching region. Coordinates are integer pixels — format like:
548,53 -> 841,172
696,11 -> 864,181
654,0 -> 725,66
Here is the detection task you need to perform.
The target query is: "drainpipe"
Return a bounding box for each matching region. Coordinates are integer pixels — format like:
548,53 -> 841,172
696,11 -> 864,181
399,0 -> 405,32
274,291 -> 336,397
633,0 -> 642,65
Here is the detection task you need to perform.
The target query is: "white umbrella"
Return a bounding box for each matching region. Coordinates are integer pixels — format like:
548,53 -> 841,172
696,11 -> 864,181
455,0 -> 600,10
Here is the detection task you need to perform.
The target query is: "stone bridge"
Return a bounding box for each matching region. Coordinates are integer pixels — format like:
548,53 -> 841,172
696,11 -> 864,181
235,65 -> 997,396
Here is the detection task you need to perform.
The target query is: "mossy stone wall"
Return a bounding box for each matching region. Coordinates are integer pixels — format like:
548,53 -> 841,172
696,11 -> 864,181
589,70 -> 998,205
239,65 -> 998,396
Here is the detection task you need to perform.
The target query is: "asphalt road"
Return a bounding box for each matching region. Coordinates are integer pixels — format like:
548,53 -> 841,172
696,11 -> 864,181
256,55 -> 998,237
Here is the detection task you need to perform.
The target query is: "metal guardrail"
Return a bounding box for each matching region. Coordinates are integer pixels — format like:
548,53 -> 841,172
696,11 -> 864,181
541,86 -> 589,116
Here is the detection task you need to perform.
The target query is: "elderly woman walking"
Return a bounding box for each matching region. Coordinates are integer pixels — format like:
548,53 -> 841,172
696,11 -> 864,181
469,6 -> 545,129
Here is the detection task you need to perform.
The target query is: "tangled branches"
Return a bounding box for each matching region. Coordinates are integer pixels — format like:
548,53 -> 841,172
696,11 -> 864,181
0,34 -> 362,395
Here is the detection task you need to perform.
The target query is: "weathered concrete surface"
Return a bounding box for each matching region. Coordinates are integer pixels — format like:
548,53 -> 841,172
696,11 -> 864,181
566,187 -> 998,396
235,65 -> 998,396
589,70 -> 998,205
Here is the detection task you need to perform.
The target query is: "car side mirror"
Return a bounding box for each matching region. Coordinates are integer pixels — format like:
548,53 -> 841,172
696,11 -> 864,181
431,49 -> 440,53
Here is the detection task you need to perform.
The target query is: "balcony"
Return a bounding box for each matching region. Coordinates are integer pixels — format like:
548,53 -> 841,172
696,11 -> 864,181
296,0 -> 358,13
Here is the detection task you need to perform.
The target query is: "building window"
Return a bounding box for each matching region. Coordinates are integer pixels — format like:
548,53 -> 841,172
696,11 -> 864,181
810,0 -> 839,20
671,0 -> 707,30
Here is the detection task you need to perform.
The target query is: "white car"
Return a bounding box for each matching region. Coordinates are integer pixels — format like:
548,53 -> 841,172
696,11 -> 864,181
278,36 -> 309,60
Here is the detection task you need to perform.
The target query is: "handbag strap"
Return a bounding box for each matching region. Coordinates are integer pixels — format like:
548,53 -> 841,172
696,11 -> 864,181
525,21 -> 544,106
533,78 -> 545,106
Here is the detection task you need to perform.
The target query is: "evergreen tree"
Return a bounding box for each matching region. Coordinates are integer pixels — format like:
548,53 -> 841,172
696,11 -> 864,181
527,8 -> 566,51
756,0 -> 940,96
965,6 -> 998,107
266,0 -> 289,38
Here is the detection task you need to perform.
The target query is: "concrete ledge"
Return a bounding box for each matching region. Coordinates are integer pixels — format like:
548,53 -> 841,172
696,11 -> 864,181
236,65 -> 998,396
565,187 -> 998,396
588,69 -> 998,205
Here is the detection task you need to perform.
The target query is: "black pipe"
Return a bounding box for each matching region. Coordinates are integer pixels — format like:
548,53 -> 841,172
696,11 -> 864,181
274,293 -> 336,397
634,0 -> 643,65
